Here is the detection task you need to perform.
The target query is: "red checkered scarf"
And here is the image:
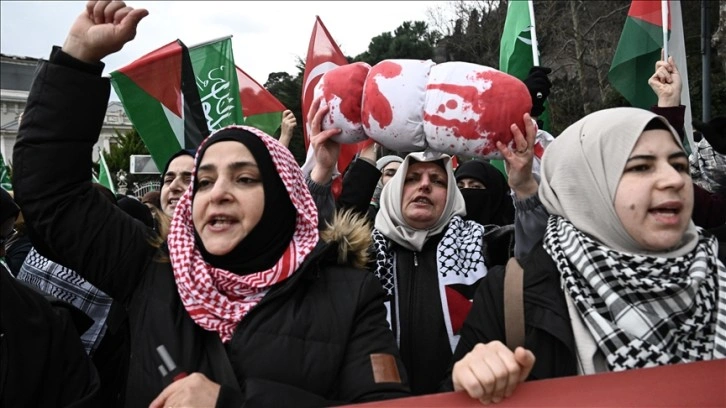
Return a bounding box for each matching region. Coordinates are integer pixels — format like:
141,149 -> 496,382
167,126 -> 319,343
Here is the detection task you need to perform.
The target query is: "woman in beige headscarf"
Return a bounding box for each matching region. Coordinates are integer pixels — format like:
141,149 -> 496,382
370,149 -> 489,395
449,107 -> 726,404
304,98 -> 543,395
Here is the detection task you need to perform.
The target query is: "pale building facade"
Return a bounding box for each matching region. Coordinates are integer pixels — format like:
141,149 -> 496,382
1,53 -> 133,168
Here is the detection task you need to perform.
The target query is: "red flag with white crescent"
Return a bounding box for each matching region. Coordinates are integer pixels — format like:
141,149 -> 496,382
301,17 -> 369,197
302,16 -> 348,149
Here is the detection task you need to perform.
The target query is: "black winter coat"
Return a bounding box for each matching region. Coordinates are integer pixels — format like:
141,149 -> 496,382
13,49 -> 410,408
442,243 -> 578,390
0,265 -> 100,407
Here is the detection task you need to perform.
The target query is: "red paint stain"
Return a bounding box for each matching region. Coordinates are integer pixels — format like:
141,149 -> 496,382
425,69 -> 532,155
362,61 -> 403,129
446,99 -> 458,109
320,62 -> 370,125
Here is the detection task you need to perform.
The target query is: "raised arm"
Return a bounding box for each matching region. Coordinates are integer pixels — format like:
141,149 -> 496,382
496,113 -> 549,259
12,1 -> 153,302
278,109 -> 297,148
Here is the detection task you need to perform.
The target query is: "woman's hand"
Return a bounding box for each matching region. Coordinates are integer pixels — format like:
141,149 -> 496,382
497,113 -> 538,199
307,96 -> 342,184
648,55 -> 681,108
452,341 -> 536,405
63,0 -> 148,63
148,372 -> 221,408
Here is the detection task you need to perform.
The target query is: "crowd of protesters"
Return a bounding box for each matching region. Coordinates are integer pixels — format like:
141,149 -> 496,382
1,1 -> 724,407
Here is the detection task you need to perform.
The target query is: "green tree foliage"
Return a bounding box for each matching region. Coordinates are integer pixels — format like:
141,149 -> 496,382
354,21 -> 442,65
263,21 -> 442,164
264,68 -> 306,165
95,128 -> 151,190
432,0 -> 724,135
262,1 -> 723,159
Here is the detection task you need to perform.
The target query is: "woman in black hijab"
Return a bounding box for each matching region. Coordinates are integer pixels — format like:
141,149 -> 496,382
455,159 -> 515,227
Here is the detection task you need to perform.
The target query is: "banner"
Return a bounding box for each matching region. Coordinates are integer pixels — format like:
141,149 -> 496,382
345,359 -> 724,407
111,40 -> 209,170
189,36 -> 244,132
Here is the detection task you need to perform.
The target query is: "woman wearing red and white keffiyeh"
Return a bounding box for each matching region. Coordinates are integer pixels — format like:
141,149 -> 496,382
11,2 -> 410,407
156,125 -> 410,407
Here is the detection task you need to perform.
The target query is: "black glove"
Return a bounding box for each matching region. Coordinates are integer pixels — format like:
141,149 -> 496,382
693,116 -> 726,155
523,66 -> 552,117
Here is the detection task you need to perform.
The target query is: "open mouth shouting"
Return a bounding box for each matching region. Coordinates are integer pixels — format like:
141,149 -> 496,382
648,200 -> 683,225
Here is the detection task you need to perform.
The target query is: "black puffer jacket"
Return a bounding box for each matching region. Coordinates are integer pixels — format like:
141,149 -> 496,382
13,49 -> 410,408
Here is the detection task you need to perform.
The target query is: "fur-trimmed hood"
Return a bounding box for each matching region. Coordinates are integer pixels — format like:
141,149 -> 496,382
320,209 -> 372,269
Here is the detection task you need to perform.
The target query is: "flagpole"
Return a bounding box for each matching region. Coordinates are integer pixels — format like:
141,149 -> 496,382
661,0 -> 669,60
701,0 -> 712,121
188,35 -> 233,50
528,0 -> 540,65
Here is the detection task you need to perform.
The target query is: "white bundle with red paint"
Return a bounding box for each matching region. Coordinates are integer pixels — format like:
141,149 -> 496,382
314,59 -> 532,158
423,62 -> 532,157
312,62 -> 371,144
361,59 -> 434,151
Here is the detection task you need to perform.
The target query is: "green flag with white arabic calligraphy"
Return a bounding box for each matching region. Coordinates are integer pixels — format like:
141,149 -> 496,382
0,151 -> 12,191
495,0 -> 550,178
189,37 -> 244,133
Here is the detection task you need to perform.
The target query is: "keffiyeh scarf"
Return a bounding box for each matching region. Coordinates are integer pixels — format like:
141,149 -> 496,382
168,126 -> 319,343
543,215 -> 726,371
372,215 -> 487,351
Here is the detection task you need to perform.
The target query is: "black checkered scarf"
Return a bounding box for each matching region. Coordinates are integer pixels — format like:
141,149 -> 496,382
544,215 -> 726,371
372,216 -> 485,296
372,215 -> 486,351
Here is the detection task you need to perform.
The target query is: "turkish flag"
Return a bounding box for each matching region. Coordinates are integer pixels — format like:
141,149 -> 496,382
302,16 -> 368,198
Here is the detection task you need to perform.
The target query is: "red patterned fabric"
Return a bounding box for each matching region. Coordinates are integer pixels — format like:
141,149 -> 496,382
167,125 -> 319,342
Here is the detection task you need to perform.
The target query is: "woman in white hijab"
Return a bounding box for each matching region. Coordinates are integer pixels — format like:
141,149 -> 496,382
449,107 -> 726,404
303,104 -> 542,395
372,149 -> 489,395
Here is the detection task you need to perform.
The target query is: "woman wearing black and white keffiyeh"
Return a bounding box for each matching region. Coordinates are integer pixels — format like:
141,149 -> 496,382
448,107 -> 726,404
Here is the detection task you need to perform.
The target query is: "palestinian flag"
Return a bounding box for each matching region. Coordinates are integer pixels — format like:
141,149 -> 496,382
236,66 -> 286,136
608,0 -> 693,151
111,40 -> 208,171
189,36 -> 244,132
608,0 -> 671,108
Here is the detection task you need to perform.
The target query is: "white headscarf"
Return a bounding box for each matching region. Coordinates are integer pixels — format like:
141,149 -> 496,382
374,151 -> 466,252
371,155 -> 404,207
538,107 -> 699,257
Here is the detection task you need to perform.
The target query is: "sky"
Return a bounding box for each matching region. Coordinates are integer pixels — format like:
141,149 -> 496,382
1,1 -> 452,100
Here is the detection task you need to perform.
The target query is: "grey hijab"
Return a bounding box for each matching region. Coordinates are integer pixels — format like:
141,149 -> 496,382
538,107 -> 698,257
375,151 -> 466,252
